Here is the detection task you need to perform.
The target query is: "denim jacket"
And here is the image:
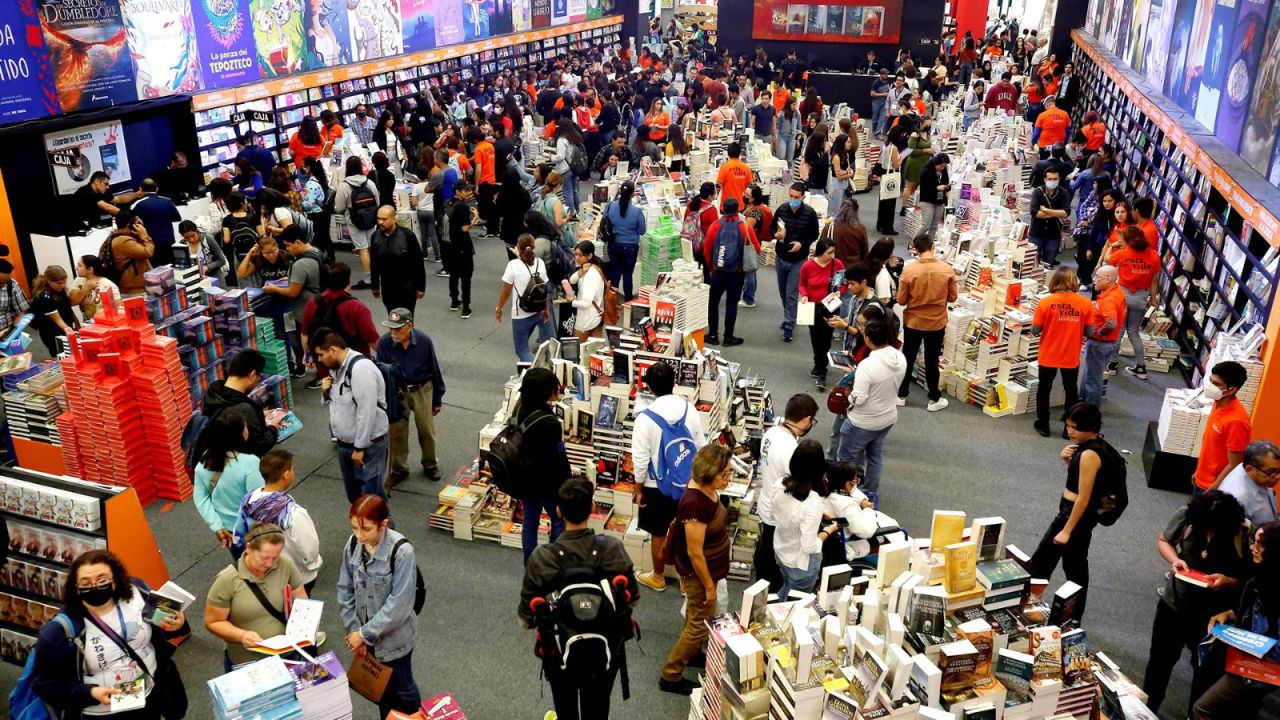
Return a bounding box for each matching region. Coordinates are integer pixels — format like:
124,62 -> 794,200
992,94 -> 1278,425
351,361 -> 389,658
338,528 -> 418,662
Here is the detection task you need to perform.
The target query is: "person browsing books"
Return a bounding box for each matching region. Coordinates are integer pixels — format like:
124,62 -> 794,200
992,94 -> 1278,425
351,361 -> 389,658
1219,440 -> 1280,527
1101,225 -> 1161,379
605,181 -> 648,301
755,394 -> 819,592
1078,265 -> 1126,407
702,198 -> 760,347
194,413 -> 266,558
896,232 -> 957,411
659,445 -> 734,696
376,308 -> 446,488
1031,266 -> 1094,438
837,317 -> 907,496
497,235 -> 554,363
205,522 -> 308,670
1029,402 -> 1122,622
519,478 -> 638,719
233,450 -> 321,595
563,241 -> 607,340
201,349 -> 284,457
1193,361 -> 1253,494
314,328 -> 390,502
799,237 -> 848,389
1142,491 -> 1251,716
31,549 -> 187,719
633,362 -> 707,592
774,440 -> 841,601
515,368 -> 572,563
338,495 -> 422,719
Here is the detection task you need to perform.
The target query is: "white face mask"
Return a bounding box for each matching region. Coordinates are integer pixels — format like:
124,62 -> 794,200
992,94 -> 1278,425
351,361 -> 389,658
1203,380 -> 1224,402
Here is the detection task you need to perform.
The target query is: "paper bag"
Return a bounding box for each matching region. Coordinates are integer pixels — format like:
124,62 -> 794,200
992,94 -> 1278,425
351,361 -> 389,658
348,653 -> 392,702
797,300 -> 816,326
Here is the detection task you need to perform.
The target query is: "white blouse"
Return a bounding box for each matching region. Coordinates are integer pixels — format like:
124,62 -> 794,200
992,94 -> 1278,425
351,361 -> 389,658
81,587 -> 156,715
570,264 -> 605,332
772,491 -> 825,571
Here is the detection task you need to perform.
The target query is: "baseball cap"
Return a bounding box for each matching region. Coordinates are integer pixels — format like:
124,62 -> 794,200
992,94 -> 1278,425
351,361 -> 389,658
382,308 -> 413,328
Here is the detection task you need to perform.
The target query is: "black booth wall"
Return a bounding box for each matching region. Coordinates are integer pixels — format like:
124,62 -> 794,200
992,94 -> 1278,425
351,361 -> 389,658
1049,0 -> 1089,68
0,98 -> 199,281
716,0 -> 947,72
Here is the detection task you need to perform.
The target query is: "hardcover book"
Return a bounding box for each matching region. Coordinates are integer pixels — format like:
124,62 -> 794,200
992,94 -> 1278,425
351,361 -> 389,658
944,541 -> 978,594
1060,628 -> 1092,685
930,510 -> 967,552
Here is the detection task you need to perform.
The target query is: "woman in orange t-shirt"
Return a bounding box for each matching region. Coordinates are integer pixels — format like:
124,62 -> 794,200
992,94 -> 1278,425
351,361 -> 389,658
1081,111 -> 1107,155
645,98 -> 670,144
1103,225 -> 1162,375
1031,266 -> 1095,435
1106,200 -> 1133,252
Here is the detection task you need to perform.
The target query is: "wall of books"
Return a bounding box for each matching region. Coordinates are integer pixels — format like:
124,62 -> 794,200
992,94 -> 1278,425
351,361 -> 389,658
1072,30 -> 1280,384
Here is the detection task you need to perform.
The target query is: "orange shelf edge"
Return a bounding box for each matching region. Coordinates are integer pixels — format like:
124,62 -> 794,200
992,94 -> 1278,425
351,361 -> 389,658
105,487 -> 170,589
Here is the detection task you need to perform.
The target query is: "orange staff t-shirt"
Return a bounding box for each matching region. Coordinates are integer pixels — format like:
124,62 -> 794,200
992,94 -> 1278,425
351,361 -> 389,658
1033,291 -> 1094,369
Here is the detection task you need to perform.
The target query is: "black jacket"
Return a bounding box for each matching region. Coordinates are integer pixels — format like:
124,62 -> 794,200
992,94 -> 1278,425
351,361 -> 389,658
201,381 -> 277,456
770,201 -> 820,263
519,529 -> 637,629
370,226 -> 427,295
516,402 -> 570,499
918,165 -> 949,205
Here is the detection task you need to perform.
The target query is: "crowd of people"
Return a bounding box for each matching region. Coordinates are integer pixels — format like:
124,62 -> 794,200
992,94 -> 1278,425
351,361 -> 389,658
12,20 -> 1280,720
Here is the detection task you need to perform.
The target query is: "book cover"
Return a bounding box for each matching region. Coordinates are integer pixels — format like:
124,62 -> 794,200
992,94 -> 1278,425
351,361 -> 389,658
653,300 -> 676,333
930,510 -> 967,552
1049,581 -> 1084,629
958,618 -> 995,678
970,517 -> 1007,562
994,648 -> 1034,704
939,639 -> 979,692
1174,568 -> 1214,587
907,654 -> 942,706
907,586 -> 946,638
976,559 -> 1031,590
1028,626 -> 1062,683
944,542 -> 978,594
1060,628 -> 1092,685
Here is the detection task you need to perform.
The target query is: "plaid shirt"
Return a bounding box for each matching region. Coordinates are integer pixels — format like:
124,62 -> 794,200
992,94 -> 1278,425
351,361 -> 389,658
0,280 -> 29,335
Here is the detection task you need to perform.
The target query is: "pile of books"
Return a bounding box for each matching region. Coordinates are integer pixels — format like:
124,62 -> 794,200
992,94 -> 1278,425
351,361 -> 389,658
57,294 -> 194,503
1157,388 -> 1210,457
639,215 -> 684,286
209,656 -> 303,720
288,652 -> 353,720
687,511 -> 1153,720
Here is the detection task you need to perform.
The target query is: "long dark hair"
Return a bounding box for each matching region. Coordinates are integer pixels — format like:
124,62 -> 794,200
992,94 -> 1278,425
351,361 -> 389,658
64,549 -> 133,612
689,181 -> 716,212
782,440 -> 826,502
831,133 -> 851,165
303,156 -> 329,194
804,128 -> 828,164
1253,521 -> 1280,613
298,116 -> 322,146
617,180 -> 635,215
575,240 -> 605,270
668,125 -> 689,154
555,117 -> 584,146
523,210 -> 560,241
1183,491 -> 1246,552
201,412 -> 248,473
866,237 -> 896,277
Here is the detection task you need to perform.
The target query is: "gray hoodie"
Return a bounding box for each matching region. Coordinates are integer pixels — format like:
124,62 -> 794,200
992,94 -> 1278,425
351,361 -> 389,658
847,346 -> 908,431
333,173 -> 379,216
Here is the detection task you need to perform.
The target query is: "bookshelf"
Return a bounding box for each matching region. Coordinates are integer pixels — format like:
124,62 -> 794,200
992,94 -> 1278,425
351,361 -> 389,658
1071,30 -> 1280,385
193,18 -> 624,174
0,469 -> 168,666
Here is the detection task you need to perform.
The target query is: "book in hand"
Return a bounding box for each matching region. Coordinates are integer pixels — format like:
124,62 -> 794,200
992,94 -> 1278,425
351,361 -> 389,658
1210,623 -> 1280,659
1174,568 -> 1214,588
250,598 -> 323,654
146,581 -> 196,627
828,350 -> 856,369
111,676 -> 147,713
266,409 -> 304,442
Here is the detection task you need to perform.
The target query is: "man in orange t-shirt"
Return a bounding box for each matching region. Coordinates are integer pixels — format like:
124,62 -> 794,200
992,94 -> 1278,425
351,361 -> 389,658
1032,267 -> 1095,435
1079,265 -> 1127,407
1133,197 -> 1161,250
1193,360 -> 1253,493
471,126 -> 497,238
715,142 -> 754,213
1034,97 -> 1071,157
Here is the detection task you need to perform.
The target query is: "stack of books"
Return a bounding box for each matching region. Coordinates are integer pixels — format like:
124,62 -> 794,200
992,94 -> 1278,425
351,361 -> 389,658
209,656 -> 303,720
288,652 -> 352,720
1157,388 -> 1209,457
638,216 -> 683,286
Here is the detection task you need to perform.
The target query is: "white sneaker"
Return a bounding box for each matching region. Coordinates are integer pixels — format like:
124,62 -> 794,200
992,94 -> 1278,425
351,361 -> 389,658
927,398 -> 949,412
895,397 -> 907,406
738,299 -> 756,308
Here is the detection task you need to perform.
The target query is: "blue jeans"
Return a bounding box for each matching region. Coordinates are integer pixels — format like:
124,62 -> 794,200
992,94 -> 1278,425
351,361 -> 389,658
512,312 -> 541,363
1029,234 -> 1061,266
743,272 -> 757,303
522,492 -> 565,563
562,174 -> 581,212
777,552 -> 821,601
778,134 -> 797,165
1080,338 -> 1119,406
337,435 -> 389,502
827,414 -> 847,461
837,421 -> 893,496
776,257 -> 803,329
871,99 -> 887,135
609,242 -> 639,299
376,651 -> 422,719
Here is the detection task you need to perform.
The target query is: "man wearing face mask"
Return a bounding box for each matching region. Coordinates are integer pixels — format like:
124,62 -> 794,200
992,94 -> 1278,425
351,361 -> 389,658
1078,265 -> 1126,407
1029,167 -> 1070,266
769,183 -> 820,342
350,104 -> 376,147
1193,361 -> 1253,495
754,394 -> 819,592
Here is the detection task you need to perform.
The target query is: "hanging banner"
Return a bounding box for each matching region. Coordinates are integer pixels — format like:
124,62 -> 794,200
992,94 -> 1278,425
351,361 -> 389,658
568,0 -> 586,22
550,0 -> 570,25
752,1 -> 903,44
434,0 -> 464,45
531,0 -> 551,28
45,120 -> 131,195
249,0 -> 313,77
401,0 -> 437,52
307,0 -> 353,67
586,0 -> 605,19
191,0 -> 260,90
462,0 -> 489,39
346,0 -> 403,62
512,0 -> 532,30
38,0 -> 138,112
0,1 -> 61,122
1193,0 -> 1239,131
1216,0 -> 1269,152
1144,0 -> 1173,89
1241,0 -> 1280,174
122,0 -> 202,99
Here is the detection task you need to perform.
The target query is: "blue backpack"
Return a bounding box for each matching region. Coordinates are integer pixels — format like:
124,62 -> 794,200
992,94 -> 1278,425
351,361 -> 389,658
640,406 -> 698,500
10,613 -> 79,720
712,218 -> 747,270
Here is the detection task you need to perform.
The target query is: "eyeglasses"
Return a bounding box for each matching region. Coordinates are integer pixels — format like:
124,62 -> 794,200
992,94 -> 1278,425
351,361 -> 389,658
76,579 -> 112,591
1251,465 -> 1280,478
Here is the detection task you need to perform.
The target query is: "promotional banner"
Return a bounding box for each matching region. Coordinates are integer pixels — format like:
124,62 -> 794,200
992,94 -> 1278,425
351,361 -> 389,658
0,1 -> 61,122
45,119 -> 131,195
38,0 -> 138,112
1194,0 -> 1239,130
1122,0 -> 1151,72
1217,0 -> 1271,151
531,0 -> 551,28
434,0 -> 464,45
346,0 -> 403,62
307,0 -> 353,67
191,0 -> 260,89
122,0 -> 202,99
550,0 -> 569,25
400,0 -> 436,52
490,0 -> 513,35
462,0 -> 489,40
512,0 -> 532,31
249,0 -> 314,77
1144,0 -> 1174,88
568,0 -> 586,22
1240,0 -> 1280,173
752,1 -> 903,44
1163,0 -> 1200,104
586,0 -> 607,19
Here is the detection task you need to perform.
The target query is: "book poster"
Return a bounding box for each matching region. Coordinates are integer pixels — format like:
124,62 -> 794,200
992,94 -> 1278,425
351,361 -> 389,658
462,0 -> 488,40
1123,0 -> 1151,72
307,0 -> 354,67
346,0 -> 402,63
1144,0 -> 1174,88
1216,0 -> 1270,151
45,119 -> 131,195
249,0 -> 313,76
1173,0 -> 1218,111
400,0 -> 436,52
122,0 -> 202,99
567,0 -> 586,22
530,0 -> 550,27
191,0 -> 260,89
38,0 -> 138,112
585,0 -> 604,19
434,0 -> 464,45
0,1 -> 61,122
1194,0 -> 1239,130
1241,0 -> 1280,172
1113,0 -> 1133,55
550,0 -> 569,25
1099,0 -> 1123,49
753,1 -> 900,43
490,0 -> 513,35
1163,0 -> 1201,104
512,0 -> 532,31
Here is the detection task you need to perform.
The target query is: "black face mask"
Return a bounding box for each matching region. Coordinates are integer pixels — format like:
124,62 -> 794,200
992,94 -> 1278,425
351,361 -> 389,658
79,585 -> 114,607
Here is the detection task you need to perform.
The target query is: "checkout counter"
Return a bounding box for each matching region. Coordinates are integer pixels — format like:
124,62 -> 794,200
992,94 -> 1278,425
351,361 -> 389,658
30,197 -> 213,277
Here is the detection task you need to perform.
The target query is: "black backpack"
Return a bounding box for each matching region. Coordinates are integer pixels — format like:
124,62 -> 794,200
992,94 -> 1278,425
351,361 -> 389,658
347,536 -> 426,614
486,409 -> 556,496
228,216 -> 260,255
518,260 -> 550,314
1081,437 -> 1128,527
340,354 -> 404,425
97,233 -> 122,283
533,537 -> 636,696
568,142 -> 589,176
348,180 -> 379,230
545,240 -> 574,285
307,294 -> 361,349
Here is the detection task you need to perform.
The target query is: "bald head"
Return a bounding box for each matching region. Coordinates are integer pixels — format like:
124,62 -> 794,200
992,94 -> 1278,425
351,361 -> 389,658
1094,264 -> 1119,290
376,205 -> 398,234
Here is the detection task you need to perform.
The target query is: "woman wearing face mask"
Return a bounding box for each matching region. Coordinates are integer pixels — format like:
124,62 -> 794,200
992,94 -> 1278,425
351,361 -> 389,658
31,549 -> 187,720
338,495 -> 422,719
205,522 -> 308,671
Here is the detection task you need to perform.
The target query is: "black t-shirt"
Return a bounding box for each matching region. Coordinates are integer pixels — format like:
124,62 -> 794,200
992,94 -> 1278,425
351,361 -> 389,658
449,200 -> 474,253
73,185 -> 112,230
221,213 -> 260,255
30,291 -> 75,335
